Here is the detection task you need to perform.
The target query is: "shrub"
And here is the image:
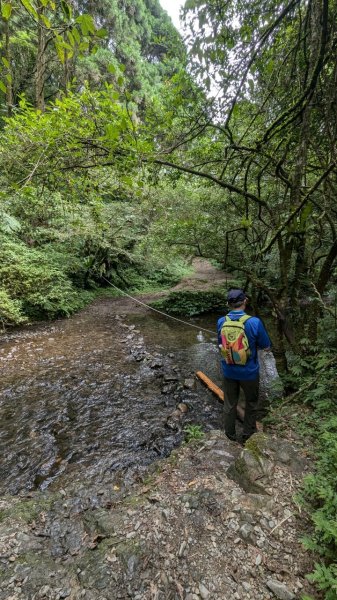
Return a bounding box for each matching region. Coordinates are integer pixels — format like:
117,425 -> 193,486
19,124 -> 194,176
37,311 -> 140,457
301,416 -> 337,599
0,237 -> 92,322
150,290 -> 227,316
0,289 -> 27,327
184,424 -> 205,443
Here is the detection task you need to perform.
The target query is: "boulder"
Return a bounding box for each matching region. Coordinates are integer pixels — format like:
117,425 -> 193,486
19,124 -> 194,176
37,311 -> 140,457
227,433 -> 274,494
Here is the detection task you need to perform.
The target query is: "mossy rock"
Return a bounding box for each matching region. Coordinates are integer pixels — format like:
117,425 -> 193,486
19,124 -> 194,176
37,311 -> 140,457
244,433 -> 268,460
83,508 -> 120,537
227,434 -> 274,494
1,495 -> 56,525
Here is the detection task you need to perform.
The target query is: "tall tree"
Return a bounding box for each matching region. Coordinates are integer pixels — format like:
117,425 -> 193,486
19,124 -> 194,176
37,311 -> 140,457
0,0 -> 13,114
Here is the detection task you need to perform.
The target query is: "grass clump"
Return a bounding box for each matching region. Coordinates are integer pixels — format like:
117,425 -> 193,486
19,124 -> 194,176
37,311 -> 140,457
184,424 -> 205,443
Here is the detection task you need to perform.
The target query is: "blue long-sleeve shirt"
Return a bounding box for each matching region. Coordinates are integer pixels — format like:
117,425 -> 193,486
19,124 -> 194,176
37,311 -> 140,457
217,310 -> 271,381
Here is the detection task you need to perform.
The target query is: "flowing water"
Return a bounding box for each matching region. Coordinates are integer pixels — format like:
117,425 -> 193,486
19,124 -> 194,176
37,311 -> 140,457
0,299 -> 226,495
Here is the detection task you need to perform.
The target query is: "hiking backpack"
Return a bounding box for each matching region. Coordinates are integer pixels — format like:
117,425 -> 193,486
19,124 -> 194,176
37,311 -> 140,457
219,314 -> 251,365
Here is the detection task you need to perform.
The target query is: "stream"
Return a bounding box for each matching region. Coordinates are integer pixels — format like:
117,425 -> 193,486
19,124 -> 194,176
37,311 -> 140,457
0,298 -> 226,496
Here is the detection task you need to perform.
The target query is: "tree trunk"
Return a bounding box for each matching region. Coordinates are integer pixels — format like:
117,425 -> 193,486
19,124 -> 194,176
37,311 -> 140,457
3,15 -> 13,115
308,239 -> 337,344
36,2 -> 46,111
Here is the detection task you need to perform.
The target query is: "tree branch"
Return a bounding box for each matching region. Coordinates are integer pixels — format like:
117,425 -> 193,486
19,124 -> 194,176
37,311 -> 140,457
261,162 -> 336,254
147,158 -> 267,207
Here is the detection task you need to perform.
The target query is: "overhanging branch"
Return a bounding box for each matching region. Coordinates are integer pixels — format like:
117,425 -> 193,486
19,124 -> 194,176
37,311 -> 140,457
147,157 -> 267,207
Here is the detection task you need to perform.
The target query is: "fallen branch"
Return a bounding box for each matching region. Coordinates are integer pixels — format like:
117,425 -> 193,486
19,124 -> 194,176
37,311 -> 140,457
270,513 -> 293,535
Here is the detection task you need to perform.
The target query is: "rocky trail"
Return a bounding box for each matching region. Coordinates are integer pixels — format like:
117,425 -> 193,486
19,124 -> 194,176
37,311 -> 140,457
0,426 -> 318,600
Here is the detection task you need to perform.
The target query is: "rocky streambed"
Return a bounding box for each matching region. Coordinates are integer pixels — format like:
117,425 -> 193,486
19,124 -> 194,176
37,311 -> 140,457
0,299 -> 222,495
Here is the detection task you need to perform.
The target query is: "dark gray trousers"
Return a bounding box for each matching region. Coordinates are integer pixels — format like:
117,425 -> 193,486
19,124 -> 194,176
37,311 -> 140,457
223,376 -> 259,441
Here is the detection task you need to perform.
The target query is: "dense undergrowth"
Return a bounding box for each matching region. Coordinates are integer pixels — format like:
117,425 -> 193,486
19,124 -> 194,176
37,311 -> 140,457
271,335 -> 337,600
0,0 -> 336,597
150,289 -> 228,316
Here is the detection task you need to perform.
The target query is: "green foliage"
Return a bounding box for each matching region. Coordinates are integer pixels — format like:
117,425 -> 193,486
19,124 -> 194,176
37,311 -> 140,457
285,347 -> 337,600
306,563 -> 337,600
183,424 -> 205,443
0,236 -> 93,323
123,259 -> 192,293
300,416 -> 337,598
150,290 -> 227,317
0,289 -> 27,327
0,0 -> 185,112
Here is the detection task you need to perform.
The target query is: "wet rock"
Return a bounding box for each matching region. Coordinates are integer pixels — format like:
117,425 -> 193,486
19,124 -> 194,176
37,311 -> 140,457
266,579 -> 295,599
163,373 -> 179,382
166,408 -> 185,431
131,350 -> 146,362
149,357 -> 163,369
183,378 -> 195,389
161,383 -> 176,394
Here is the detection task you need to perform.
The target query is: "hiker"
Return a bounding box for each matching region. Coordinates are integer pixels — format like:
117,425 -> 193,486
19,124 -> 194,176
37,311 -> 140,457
217,288 -> 271,443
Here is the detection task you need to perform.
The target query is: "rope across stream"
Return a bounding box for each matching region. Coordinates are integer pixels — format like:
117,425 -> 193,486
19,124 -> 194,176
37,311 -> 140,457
102,277 -> 216,336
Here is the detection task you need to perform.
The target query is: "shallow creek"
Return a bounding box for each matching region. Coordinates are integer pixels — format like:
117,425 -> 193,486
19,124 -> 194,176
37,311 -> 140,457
0,298 -> 226,495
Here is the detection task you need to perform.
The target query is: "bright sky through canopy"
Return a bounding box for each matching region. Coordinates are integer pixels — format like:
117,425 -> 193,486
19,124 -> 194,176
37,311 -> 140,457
159,0 -> 185,31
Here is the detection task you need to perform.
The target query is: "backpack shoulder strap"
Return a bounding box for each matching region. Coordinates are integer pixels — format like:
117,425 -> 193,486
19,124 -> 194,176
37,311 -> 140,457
239,314 -> 251,324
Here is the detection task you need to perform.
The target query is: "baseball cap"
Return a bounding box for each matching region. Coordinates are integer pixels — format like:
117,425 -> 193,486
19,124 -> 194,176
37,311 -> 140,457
227,288 -> 247,304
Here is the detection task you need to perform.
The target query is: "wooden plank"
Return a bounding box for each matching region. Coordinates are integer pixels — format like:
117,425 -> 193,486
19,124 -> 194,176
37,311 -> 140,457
195,370 -> 245,421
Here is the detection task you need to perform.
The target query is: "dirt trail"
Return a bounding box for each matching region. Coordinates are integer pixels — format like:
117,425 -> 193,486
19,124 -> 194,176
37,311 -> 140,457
0,429 -> 318,600
108,258 -> 231,314
171,258 -> 231,291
